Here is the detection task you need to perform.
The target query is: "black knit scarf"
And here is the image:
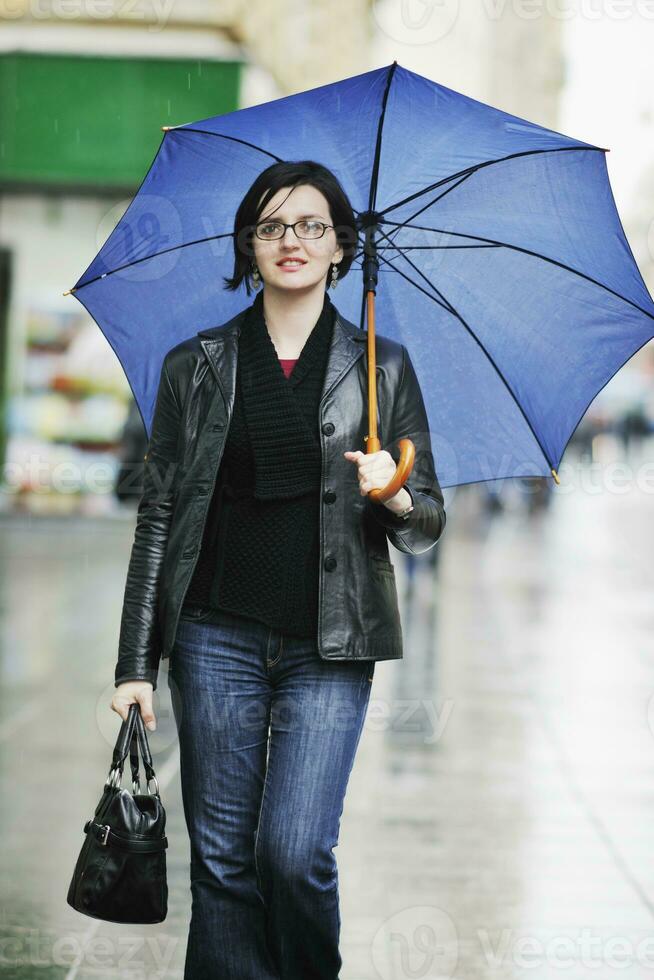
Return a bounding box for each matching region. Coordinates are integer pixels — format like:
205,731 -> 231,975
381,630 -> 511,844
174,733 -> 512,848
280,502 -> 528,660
238,289 -> 335,501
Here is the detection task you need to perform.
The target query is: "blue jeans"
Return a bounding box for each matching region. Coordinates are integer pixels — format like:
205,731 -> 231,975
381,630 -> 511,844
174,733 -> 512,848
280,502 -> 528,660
167,603 -> 375,980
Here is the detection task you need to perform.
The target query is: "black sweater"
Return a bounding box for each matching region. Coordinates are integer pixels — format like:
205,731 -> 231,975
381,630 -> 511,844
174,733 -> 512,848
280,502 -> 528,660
184,290 -> 335,637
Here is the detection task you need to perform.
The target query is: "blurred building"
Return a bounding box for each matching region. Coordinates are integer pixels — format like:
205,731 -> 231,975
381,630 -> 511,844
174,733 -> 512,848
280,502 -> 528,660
371,0 -> 564,128
0,0 -> 372,513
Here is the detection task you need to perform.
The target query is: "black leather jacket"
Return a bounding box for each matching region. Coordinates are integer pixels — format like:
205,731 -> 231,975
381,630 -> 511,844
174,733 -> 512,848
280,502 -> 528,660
114,303 -> 446,690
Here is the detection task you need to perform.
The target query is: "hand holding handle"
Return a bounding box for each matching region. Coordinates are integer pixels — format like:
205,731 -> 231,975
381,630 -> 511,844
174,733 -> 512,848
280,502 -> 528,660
365,436 -> 416,504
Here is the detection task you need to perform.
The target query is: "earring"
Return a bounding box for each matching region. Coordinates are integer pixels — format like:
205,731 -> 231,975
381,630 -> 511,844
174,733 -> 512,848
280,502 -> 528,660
330,263 -> 339,289
251,263 -> 262,289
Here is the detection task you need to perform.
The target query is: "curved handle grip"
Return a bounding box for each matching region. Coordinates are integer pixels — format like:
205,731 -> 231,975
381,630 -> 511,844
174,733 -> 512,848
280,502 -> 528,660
366,437 -> 416,505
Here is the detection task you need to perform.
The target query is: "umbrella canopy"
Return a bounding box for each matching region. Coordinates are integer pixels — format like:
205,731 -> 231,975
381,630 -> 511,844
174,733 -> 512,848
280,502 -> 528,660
67,61 -> 654,488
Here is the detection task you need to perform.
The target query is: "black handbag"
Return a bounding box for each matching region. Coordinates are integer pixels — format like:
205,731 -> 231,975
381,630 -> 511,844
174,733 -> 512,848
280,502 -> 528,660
67,702 -> 168,923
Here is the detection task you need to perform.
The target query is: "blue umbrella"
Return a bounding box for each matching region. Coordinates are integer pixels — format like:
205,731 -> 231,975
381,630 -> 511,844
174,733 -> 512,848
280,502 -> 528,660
65,61 -> 654,490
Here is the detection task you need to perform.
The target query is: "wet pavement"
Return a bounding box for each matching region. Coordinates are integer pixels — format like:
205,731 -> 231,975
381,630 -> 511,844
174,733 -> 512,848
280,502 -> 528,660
1,439 -> 654,978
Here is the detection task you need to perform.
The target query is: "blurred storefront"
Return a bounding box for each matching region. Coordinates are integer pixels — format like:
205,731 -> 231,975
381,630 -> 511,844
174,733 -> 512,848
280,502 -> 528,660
0,11 -> 244,514
0,1 -> 371,515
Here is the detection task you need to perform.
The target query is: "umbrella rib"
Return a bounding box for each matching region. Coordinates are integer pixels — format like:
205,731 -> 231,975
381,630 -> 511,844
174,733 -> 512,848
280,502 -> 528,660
374,224 -> 557,472
72,130 -> 169,292
369,242 -> 457,314
385,171 -> 478,234
367,61 -> 399,213
383,145 -> 607,216
402,171 -> 477,220
350,240 -> 492,269
73,232 -> 235,291
360,60 -> 397,330
164,127 -> 284,162
352,232 -> 455,314
71,131 -> 281,292
366,206 -> 502,252
352,236 -> 456,311
74,227 -> 498,296
382,219 -> 654,323
378,243 -> 502,250
374,227 -> 457,315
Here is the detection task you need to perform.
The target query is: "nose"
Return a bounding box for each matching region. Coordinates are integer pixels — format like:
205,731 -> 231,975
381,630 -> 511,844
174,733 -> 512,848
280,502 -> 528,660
280,226 -> 301,243
277,231 -> 304,256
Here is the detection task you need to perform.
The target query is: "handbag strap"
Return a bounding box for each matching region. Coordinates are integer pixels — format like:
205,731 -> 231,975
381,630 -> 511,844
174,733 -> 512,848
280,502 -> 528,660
129,711 -> 156,790
111,703 -> 140,771
108,704 -> 161,795
129,721 -> 140,790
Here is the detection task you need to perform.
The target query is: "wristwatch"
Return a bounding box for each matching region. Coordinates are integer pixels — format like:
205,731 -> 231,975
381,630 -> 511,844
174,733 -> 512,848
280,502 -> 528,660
395,502 -> 414,520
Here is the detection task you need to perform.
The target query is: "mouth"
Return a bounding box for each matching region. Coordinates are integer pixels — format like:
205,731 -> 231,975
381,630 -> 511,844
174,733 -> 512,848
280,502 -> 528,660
276,258 -> 307,268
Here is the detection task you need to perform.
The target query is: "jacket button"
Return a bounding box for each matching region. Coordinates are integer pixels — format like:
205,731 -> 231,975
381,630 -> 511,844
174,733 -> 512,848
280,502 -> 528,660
197,486 -> 209,495
324,557 -> 337,571
323,490 -> 336,504
322,422 -> 335,436
212,422 -> 225,431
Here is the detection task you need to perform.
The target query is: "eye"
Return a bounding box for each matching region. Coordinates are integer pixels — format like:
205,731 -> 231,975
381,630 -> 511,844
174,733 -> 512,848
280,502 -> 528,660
298,220 -> 323,235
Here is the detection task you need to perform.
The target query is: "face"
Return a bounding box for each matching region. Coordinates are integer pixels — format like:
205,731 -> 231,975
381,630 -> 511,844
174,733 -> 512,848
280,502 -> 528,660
251,184 -> 344,293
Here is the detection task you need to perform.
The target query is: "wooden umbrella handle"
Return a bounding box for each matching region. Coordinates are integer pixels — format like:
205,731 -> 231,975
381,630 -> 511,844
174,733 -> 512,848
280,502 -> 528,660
364,289 -> 415,504
366,436 -> 416,504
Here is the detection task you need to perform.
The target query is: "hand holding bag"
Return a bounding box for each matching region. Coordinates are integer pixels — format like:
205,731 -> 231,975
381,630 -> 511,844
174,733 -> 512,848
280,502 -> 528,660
67,702 -> 168,923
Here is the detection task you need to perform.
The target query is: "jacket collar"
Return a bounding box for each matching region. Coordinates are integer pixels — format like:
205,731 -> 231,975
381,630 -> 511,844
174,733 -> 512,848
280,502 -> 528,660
197,299 -> 368,414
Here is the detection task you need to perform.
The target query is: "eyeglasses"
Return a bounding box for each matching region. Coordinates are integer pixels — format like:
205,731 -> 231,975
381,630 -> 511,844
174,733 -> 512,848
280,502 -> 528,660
254,219 -> 335,241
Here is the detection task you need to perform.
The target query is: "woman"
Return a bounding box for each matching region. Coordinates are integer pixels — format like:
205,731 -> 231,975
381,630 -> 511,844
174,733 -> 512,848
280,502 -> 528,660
111,160 -> 446,979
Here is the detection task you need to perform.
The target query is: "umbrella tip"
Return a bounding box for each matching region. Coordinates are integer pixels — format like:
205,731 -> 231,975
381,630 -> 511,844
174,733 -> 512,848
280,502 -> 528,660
63,287 -> 76,296
162,125 -> 173,131
550,467 -> 560,485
